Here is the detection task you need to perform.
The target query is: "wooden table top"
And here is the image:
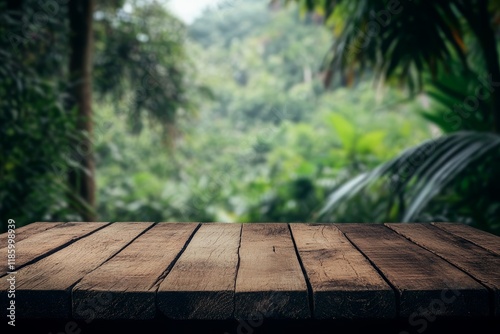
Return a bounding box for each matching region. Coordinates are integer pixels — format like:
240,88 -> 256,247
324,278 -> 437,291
1,222 -> 499,321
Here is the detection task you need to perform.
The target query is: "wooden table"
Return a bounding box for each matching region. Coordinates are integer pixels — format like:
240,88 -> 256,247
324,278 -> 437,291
1,222 -> 499,328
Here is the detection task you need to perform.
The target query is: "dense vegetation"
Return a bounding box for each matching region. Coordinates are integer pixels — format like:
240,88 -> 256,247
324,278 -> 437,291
1,0 -> 499,234
96,1 -> 431,224
0,0 -> 192,226
295,0 -> 500,233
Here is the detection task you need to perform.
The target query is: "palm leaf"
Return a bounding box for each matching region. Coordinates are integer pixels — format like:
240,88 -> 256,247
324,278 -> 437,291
291,0 -> 469,90
319,132 -> 500,222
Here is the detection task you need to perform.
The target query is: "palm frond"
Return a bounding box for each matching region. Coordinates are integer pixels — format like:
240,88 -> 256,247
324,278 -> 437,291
319,131 -> 500,222
291,0 -> 470,90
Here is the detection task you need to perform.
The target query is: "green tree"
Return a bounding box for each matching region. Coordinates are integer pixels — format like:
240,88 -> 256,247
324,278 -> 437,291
93,1 -> 193,138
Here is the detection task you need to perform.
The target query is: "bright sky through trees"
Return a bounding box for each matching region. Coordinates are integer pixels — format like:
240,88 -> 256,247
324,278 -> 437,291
167,0 -> 226,24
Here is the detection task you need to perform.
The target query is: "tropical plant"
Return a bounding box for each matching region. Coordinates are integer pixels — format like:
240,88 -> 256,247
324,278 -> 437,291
0,2 -> 78,231
0,0 -> 194,230
319,132 -> 500,230
290,0 -> 500,232
289,0 -> 500,130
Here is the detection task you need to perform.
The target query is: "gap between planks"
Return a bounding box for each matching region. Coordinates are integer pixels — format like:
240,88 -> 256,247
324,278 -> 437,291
288,224 -> 316,317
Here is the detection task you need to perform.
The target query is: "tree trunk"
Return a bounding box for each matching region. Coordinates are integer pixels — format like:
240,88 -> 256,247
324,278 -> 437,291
67,0 -> 96,221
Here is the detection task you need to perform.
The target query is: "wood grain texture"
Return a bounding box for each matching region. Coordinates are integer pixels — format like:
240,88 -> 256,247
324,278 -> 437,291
0,222 -> 108,277
158,224 -> 241,320
235,223 -> 309,319
1,222 -> 497,321
387,223 -> 500,316
0,222 -> 63,246
432,223 -> 500,256
0,223 -> 151,318
290,224 -> 396,319
336,224 -> 489,317
72,223 -> 198,320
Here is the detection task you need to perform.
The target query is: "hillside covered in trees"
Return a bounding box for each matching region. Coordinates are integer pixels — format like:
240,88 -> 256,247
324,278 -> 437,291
96,1 -> 431,224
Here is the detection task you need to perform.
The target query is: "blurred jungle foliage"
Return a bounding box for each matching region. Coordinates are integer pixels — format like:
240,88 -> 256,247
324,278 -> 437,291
1,0 -> 499,234
95,1 -> 431,225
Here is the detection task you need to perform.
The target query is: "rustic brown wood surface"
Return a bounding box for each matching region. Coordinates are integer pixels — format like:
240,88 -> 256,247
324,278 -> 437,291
0,222 -> 108,277
235,223 -> 310,319
0,222 -> 499,321
158,223 -> 240,320
0,223 -> 151,318
336,224 -> 490,317
0,222 -> 63,246
432,223 -> 500,256
387,223 -> 500,316
290,224 -> 396,319
73,223 -> 198,320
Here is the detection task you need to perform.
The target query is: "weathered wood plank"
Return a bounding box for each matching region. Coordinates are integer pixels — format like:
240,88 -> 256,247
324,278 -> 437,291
158,223 -> 241,320
0,222 -> 152,318
387,223 -> 500,316
336,224 -> 489,317
0,222 -> 63,246
290,224 -> 396,319
72,223 -> 198,320
0,222 -> 108,277
235,223 -> 309,319
432,223 -> 500,256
